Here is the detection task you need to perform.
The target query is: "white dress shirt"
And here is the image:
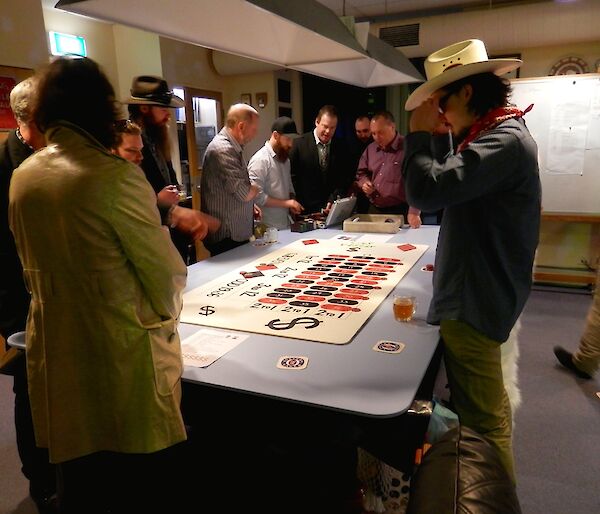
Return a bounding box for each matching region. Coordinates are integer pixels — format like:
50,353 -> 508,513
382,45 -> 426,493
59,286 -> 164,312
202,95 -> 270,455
248,142 -> 295,229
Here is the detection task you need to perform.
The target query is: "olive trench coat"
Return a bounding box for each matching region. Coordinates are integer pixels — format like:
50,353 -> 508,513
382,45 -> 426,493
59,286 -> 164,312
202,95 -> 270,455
9,121 -> 187,463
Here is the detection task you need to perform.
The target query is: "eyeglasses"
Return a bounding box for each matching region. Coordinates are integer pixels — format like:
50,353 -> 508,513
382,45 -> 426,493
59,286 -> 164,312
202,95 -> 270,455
114,119 -> 134,129
438,91 -> 454,114
113,119 -> 141,135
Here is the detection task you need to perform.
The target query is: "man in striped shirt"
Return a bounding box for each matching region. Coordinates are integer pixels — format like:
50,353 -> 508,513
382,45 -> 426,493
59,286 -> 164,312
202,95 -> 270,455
201,104 -> 260,256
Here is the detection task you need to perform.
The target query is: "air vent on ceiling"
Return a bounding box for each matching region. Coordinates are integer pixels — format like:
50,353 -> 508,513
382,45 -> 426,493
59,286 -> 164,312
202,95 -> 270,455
379,23 -> 420,47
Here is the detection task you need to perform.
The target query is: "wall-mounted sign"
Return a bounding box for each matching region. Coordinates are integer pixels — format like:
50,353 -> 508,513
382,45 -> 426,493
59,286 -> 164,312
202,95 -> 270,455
0,76 -> 17,130
256,92 -> 267,109
49,31 -> 87,57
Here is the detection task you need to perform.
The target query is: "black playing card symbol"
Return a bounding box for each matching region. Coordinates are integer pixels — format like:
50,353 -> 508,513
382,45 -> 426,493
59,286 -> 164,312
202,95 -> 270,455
266,317 -> 322,330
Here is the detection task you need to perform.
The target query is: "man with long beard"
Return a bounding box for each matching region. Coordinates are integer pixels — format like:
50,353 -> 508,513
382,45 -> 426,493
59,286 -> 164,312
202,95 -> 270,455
248,117 -> 304,229
127,76 -> 193,261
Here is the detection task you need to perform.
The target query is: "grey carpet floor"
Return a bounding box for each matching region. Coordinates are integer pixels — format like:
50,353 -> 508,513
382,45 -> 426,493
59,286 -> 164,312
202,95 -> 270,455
514,289 -> 600,514
0,289 -> 598,513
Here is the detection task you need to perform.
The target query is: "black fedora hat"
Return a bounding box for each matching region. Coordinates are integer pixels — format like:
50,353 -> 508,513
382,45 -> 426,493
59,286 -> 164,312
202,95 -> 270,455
125,75 -> 184,108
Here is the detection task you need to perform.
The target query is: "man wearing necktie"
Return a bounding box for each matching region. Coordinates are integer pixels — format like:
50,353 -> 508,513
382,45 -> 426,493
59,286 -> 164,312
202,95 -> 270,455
290,105 -> 352,214
356,111 -> 422,228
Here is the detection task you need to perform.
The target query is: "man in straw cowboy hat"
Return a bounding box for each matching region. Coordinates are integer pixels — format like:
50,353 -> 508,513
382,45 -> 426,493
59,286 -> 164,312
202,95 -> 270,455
403,39 -> 541,482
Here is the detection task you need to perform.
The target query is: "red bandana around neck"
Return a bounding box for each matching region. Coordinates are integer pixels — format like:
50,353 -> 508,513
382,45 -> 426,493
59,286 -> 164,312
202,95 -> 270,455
456,104 -> 533,153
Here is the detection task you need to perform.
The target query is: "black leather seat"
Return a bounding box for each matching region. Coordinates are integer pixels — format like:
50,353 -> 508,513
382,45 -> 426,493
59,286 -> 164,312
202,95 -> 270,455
407,426 -> 522,514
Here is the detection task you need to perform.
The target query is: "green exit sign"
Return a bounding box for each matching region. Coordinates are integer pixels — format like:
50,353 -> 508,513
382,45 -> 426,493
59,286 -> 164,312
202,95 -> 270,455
49,31 -> 87,57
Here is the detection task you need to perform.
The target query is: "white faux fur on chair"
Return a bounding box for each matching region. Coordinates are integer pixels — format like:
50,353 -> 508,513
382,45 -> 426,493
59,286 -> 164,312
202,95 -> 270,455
501,318 -> 522,413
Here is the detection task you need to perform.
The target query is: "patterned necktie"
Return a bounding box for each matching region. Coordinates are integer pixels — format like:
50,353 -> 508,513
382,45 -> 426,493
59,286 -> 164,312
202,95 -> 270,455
318,142 -> 329,170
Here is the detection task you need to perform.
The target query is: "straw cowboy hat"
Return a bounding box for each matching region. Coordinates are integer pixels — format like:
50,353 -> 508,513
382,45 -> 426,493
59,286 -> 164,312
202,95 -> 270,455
125,75 -> 184,108
405,39 -> 522,111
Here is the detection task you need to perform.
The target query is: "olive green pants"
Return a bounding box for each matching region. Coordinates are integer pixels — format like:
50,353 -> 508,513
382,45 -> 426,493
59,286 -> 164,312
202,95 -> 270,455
440,319 -> 515,482
573,268 -> 600,377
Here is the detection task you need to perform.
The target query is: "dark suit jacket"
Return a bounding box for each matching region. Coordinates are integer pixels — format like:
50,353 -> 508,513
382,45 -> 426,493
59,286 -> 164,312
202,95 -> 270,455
290,132 -> 352,214
0,131 -> 32,339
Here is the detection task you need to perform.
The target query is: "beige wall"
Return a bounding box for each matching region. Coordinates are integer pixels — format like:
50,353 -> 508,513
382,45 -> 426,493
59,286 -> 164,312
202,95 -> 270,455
159,38 -> 225,94
159,38 -> 304,160
519,41 -> 600,78
159,37 -> 279,159
113,25 -> 163,103
0,0 -> 48,70
42,8 -> 120,97
223,72 -> 276,160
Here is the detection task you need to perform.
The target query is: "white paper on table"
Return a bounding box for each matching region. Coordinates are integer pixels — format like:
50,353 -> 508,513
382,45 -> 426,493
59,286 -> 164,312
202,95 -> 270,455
356,233 -> 395,243
181,328 -> 249,368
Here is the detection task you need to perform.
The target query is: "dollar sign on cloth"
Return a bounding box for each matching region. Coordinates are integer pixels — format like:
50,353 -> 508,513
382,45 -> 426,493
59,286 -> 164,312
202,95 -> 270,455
266,317 -> 322,331
198,306 -> 216,316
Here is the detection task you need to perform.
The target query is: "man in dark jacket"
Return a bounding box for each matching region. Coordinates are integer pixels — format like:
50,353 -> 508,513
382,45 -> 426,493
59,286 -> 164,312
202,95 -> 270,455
0,76 -> 56,512
290,105 -> 351,214
403,39 -> 541,483
127,76 -> 192,261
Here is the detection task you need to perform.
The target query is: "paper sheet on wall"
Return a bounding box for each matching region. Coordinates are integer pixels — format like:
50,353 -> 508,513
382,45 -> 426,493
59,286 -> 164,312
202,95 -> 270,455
181,328 -> 249,368
585,79 -> 600,150
546,79 -> 593,175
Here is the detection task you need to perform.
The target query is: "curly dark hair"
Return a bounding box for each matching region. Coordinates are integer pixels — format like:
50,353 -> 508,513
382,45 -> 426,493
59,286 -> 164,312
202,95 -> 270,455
33,56 -> 119,148
441,72 -> 512,118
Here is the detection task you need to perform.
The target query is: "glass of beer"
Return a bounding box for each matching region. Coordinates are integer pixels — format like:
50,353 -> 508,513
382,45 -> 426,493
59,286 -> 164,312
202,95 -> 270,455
177,184 -> 187,202
393,295 -> 417,322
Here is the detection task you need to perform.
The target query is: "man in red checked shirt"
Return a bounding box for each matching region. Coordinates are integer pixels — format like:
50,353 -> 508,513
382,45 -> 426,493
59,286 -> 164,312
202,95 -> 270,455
356,110 -> 421,228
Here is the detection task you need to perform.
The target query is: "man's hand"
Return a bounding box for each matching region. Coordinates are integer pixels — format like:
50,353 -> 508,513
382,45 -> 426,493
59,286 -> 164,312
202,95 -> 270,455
157,185 -> 180,208
170,207 -> 220,241
253,204 -> 262,220
361,181 -> 376,196
287,199 -> 304,215
409,96 -> 446,134
245,184 -> 260,202
407,212 -> 422,229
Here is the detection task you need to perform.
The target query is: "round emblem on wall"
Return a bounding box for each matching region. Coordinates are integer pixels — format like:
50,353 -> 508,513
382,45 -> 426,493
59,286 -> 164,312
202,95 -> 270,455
549,56 -> 590,76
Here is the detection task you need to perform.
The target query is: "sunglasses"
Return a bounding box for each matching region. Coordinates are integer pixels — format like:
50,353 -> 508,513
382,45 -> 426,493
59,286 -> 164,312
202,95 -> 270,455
113,119 -> 141,136
114,119 -> 135,129
438,91 -> 454,114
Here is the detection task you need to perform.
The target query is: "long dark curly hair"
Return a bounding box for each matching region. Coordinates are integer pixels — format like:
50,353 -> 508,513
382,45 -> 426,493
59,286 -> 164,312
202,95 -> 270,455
32,56 -> 120,148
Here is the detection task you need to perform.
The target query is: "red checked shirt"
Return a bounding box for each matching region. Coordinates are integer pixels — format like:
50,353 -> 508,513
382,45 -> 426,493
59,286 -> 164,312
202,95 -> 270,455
356,132 -> 418,214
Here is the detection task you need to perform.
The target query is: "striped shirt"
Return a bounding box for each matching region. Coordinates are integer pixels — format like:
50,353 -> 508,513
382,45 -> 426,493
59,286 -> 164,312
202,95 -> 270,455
200,128 -> 253,243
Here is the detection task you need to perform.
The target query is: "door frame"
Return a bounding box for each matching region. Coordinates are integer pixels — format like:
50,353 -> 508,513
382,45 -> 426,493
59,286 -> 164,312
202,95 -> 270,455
182,87 -> 223,212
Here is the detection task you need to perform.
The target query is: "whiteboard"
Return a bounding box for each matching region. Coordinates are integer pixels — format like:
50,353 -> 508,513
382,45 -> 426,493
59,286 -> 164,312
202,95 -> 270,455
510,74 -> 600,214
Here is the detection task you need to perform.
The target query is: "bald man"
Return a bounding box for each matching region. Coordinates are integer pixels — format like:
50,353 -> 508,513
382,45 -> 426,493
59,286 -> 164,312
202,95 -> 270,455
200,103 -> 260,256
